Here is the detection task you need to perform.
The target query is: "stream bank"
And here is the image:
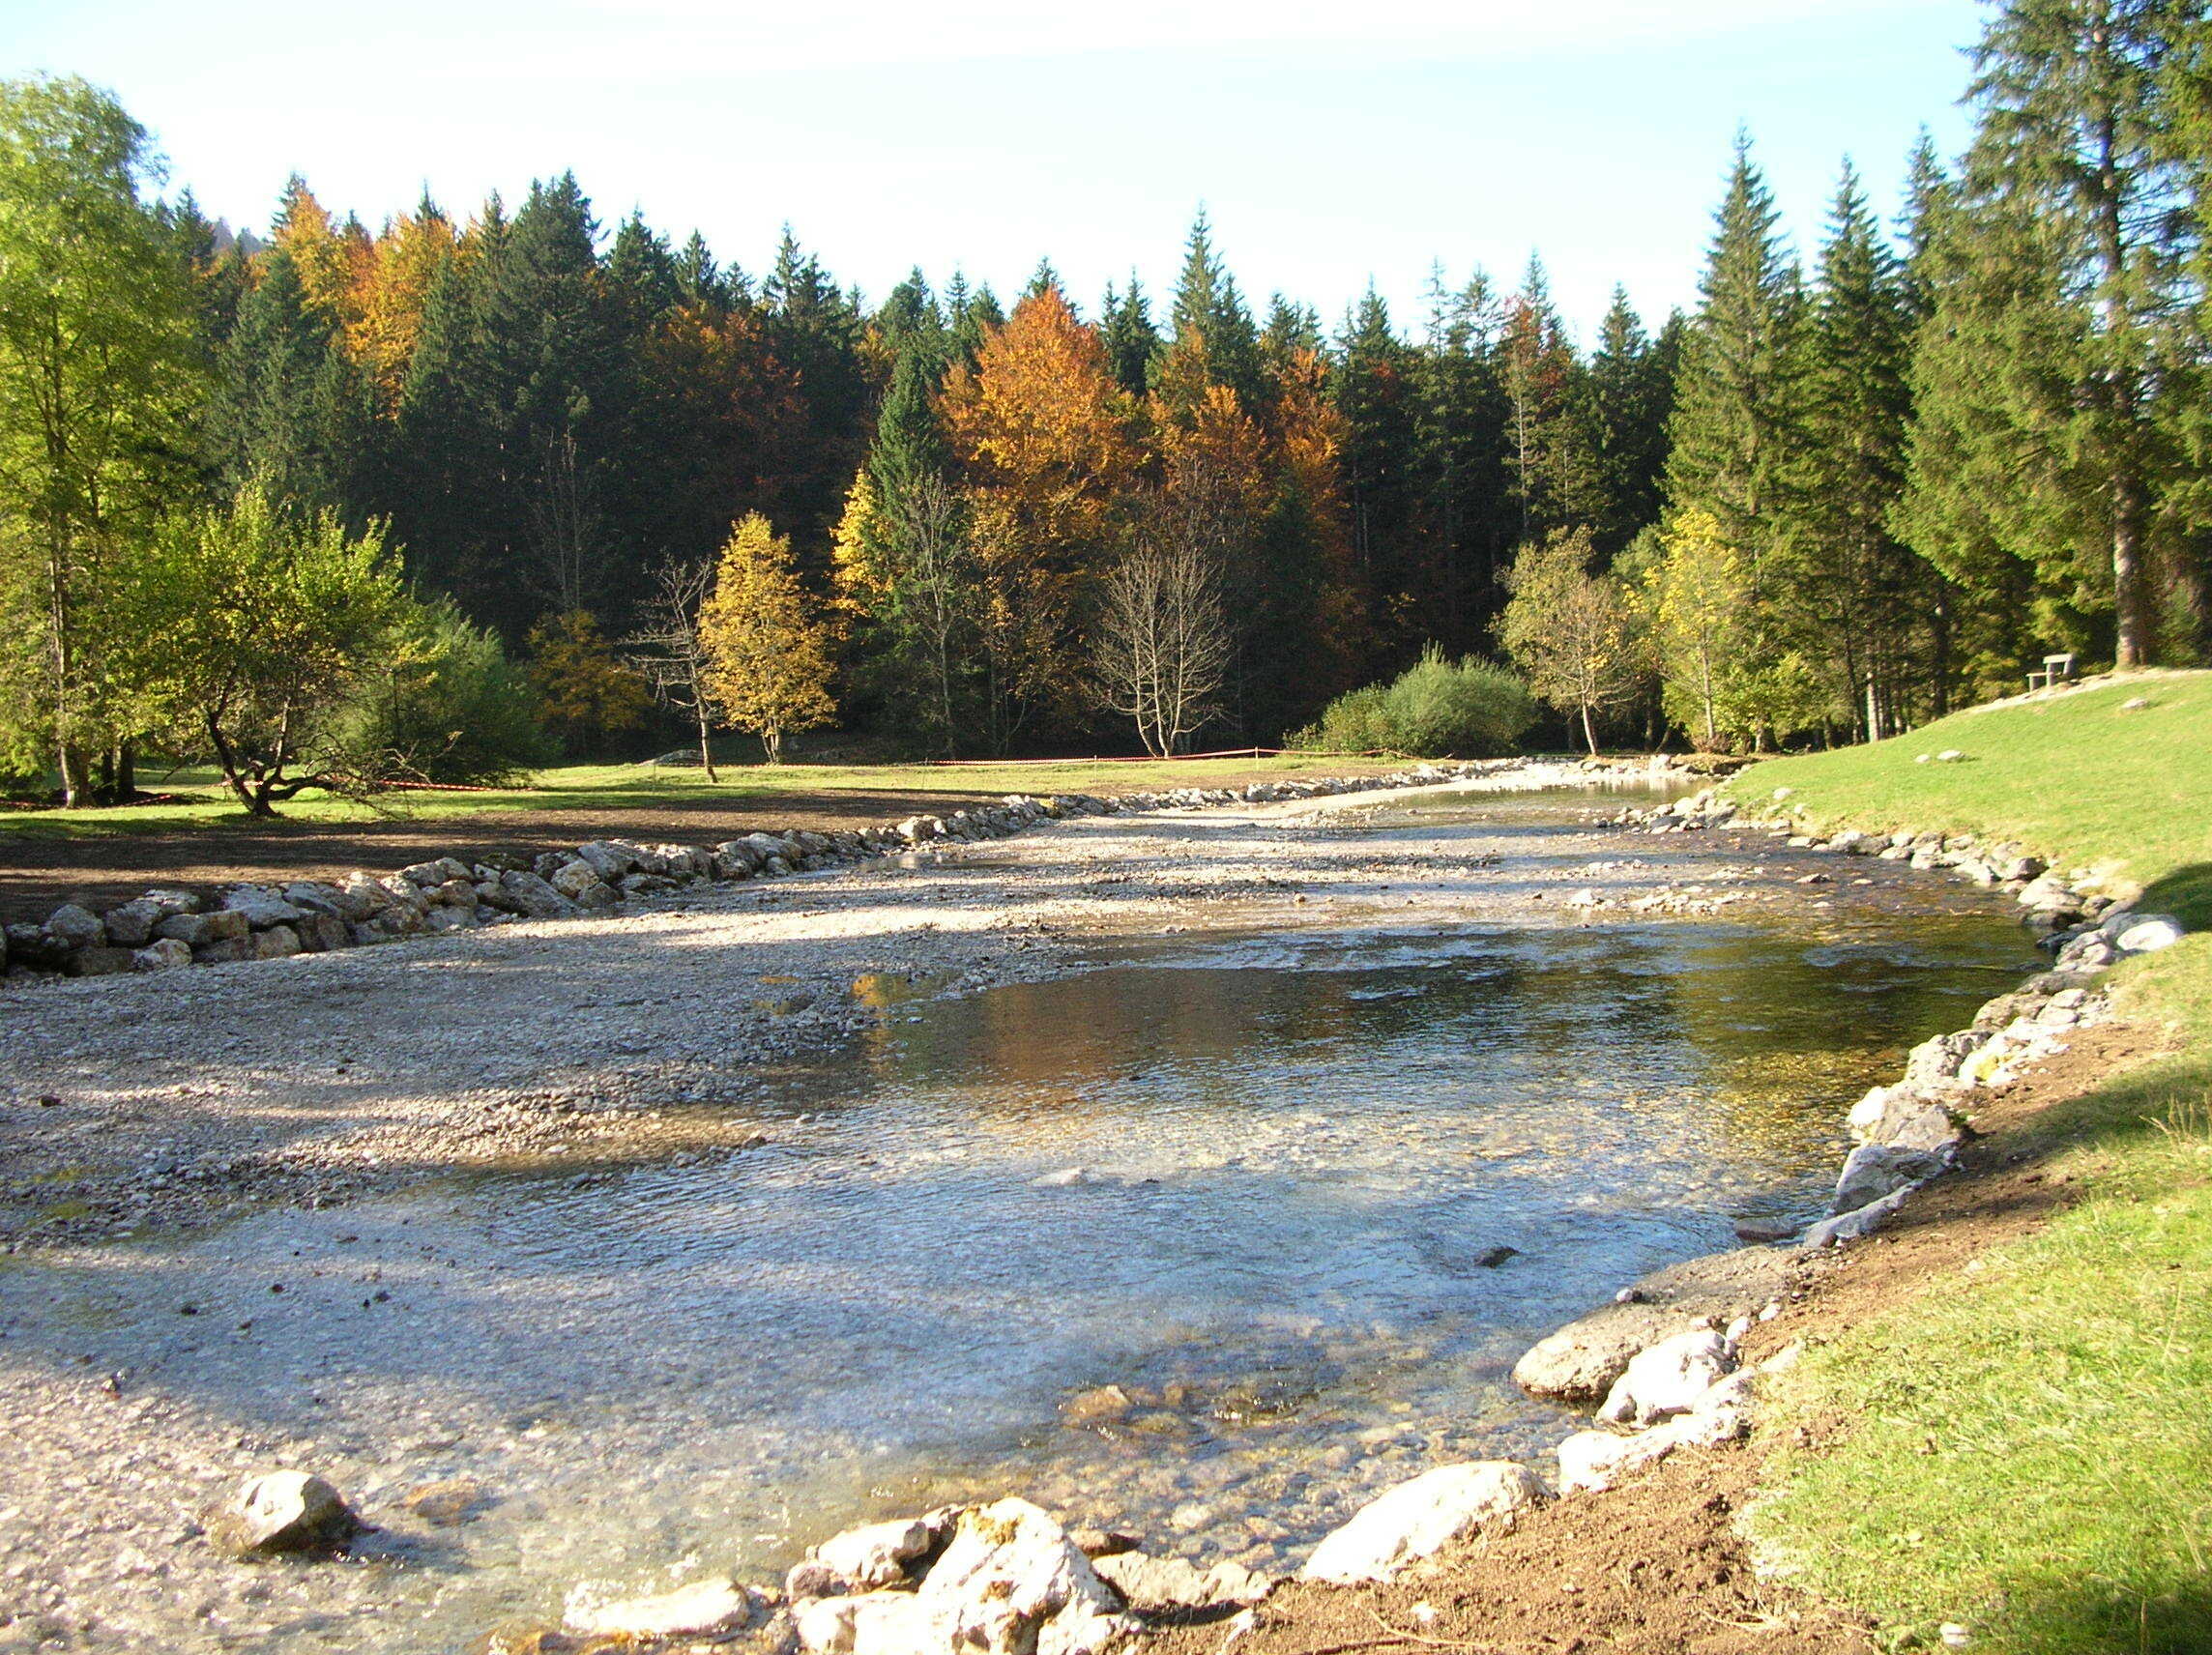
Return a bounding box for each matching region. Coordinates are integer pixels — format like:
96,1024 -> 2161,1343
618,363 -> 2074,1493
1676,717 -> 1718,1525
0,767 -> 2049,1654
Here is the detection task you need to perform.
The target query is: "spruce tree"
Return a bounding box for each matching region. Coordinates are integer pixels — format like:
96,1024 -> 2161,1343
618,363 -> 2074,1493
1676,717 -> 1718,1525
1588,287 -> 1675,554
1898,0 -> 2193,668
1793,160 -> 1922,735
1099,277 -> 1159,397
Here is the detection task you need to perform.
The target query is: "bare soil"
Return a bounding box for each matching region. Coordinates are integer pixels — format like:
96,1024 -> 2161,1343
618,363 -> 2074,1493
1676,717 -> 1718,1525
1150,1020 -> 2163,1655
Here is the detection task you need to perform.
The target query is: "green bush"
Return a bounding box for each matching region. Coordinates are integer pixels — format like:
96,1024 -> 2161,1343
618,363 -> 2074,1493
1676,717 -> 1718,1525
337,594 -> 554,785
1292,648 -> 1536,757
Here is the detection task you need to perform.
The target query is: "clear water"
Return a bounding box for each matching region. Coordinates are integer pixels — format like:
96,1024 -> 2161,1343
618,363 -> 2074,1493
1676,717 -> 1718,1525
6,792 -> 2036,1650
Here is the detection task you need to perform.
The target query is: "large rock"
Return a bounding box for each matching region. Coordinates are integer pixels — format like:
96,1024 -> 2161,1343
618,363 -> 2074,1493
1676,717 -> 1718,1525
220,886 -> 306,929
574,840 -> 643,882
1091,1551 -> 1271,1615
2110,913 -> 2186,955
1904,1031 -> 1989,1086
63,945 -> 135,977
566,1576 -> 756,1640
102,897 -> 169,947
1801,1182 -> 1916,1250
795,1591 -> 935,1655
549,860 -> 609,900
203,1470 -> 363,1556
1834,1143 -> 1948,1215
789,1512 -> 955,1598
44,903 -> 105,948
1511,1246 -> 1797,1402
914,1497 -> 1127,1655
1557,1371 -> 1756,1495
1597,1327 -> 1736,1427
1847,1084 -> 1965,1151
157,909 -> 249,947
1298,1462 -> 1546,1585
131,938 -> 192,972
496,870 -> 577,919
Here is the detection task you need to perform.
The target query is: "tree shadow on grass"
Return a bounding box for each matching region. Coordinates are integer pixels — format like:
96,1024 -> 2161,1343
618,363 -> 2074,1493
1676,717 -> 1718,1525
2136,861 -> 2212,932
1991,1578 -> 2212,1655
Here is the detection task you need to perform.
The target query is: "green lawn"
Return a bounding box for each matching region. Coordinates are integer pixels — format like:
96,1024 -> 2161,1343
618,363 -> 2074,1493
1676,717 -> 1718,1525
1731,673 -> 2212,1654
0,752 -> 1407,842
1720,670 -> 2212,927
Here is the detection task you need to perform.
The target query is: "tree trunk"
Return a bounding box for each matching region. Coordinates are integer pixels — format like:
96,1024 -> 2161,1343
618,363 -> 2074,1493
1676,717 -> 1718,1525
1581,702 -> 1598,756
2112,471 -> 2151,668
695,705 -> 718,783
117,742 -> 135,801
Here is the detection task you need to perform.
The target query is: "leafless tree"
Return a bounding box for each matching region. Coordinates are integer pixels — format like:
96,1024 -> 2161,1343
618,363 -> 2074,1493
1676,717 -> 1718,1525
1093,530 -> 1234,758
524,429 -> 602,616
624,557 -> 723,780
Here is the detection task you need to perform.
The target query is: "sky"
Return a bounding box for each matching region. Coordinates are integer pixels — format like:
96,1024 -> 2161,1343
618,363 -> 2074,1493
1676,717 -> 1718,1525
1,0 -> 1991,341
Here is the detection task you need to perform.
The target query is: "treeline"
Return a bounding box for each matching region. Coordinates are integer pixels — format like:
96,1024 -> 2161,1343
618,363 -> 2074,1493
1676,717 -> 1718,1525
3,0 -> 2209,804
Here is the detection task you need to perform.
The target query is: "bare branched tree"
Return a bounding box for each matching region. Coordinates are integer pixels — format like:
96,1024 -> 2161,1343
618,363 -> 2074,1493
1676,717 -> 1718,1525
1093,530 -> 1234,758
624,557 -> 723,780
524,428 -> 603,616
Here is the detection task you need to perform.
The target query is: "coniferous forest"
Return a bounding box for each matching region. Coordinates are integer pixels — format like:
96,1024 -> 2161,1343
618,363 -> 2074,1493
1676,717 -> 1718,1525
5,0 -> 2212,803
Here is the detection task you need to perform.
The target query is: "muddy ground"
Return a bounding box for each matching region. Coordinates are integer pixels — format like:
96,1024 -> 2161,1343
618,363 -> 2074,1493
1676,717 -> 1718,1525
0,773 -> 2108,1655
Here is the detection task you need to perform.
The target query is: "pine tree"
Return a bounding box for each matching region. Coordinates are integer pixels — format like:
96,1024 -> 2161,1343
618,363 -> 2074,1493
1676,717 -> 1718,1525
1588,287 -> 1675,554
1099,276 -> 1159,397
1499,256 -> 1604,544
1408,269 -> 1512,654
1791,160 -> 1923,736
1152,210 -> 1264,419
1665,134 -> 1808,578
209,247 -> 372,514
1899,0 -> 2193,669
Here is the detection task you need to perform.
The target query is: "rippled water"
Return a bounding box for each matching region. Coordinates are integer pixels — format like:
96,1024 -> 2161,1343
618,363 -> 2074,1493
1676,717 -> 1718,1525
12,792 -> 2038,1650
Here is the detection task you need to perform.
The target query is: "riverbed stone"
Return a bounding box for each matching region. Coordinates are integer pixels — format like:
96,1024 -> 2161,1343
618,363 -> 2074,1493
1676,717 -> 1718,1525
908,1497 -> 1128,1655
806,1512 -> 952,1592
1557,1372 -> 1756,1495
101,898 -> 165,947
2110,913 -> 2186,955
1092,1551 -> 1272,1615
567,1576 -> 757,1639
131,937 -> 192,972
64,944 -> 135,976
1511,1246 -> 1799,1402
1847,1084 -> 1964,1150
496,870 -> 576,919
203,1470 -> 363,1556
156,909 -> 248,947
220,886 -> 306,929
1802,1182 -> 1916,1250
1299,1462 -> 1546,1585
44,903 -> 104,948
1834,1143 -> 1948,1214
251,924 -> 303,960
1597,1328 -> 1737,1427
795,1590 -> 935,1655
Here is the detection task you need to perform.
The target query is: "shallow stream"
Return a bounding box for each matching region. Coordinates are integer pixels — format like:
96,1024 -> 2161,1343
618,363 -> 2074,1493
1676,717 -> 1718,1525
11,790 -> 2038,1650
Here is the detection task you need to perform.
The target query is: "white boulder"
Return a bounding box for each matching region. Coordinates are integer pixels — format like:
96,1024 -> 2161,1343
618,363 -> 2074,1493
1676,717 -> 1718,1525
1299,1462 -> 1546,1585
566,1576 -> 756,1639
1597,1328 -> 1736,1427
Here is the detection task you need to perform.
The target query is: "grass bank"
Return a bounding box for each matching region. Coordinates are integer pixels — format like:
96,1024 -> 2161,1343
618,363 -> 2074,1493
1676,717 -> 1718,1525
1726,673 -> 2212,1653
1719,669 -> 2212,928
0,753 -> 1402,844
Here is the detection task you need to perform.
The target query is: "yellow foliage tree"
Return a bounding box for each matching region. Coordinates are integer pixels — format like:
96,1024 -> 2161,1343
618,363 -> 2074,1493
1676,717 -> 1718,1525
698,513 -> 836,763
525,609 -> 653,759
941,281 -> 1138,748
1496,526 -> 1646,754
271,175 -> 369,334
352,200 -> 457,403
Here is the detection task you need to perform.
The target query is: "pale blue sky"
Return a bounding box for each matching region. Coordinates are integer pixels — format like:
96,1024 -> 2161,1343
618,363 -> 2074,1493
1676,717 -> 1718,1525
2,0 -> 1989,340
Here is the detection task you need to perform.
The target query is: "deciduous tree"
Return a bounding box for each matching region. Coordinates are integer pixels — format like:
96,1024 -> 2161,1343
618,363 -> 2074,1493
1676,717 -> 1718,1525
698,512 -> 836,763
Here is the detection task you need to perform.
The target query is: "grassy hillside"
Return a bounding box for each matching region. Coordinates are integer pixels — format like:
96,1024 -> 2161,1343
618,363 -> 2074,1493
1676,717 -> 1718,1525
1731,673 -> 2212,1653
1721,670 -> 2212,928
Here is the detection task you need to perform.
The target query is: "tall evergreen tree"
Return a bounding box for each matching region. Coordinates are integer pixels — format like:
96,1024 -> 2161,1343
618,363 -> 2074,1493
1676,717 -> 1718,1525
1900,0 -> 2193,669
1499,256 -> 1604,545
1099,276 -> 1159,397
1587,287 -> 1676,554
1792,160 -> 1924,735
1152,210 -> 1264,418
209,246 -> 373,515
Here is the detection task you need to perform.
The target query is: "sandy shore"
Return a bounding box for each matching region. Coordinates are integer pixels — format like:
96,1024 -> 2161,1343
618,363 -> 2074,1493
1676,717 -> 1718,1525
0,768 -> 1998,1654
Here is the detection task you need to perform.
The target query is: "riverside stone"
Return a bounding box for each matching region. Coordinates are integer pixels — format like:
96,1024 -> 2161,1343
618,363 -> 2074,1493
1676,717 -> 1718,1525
131,938 -> 192,972
1802,1182 -> 1916,1250
1835,1144 -> 1948,1215
203,1470 -> 363,1556
1557,1372 -> 1756,1495
64,945 -> 135,976
807,1513 -> 948,1591
1597,1328 -> 1736,1427
912,1498 -> 1127,1655
155,910 -> 248,947
2111,913 -> 2186,955
220,887 -> 306,929
1091,1551 -> 1271,1614
1299,1462 -> 1546,1584
567,1577 -> 756,1640
1511,1246 -> 1797,1402
44,903 -> 104,948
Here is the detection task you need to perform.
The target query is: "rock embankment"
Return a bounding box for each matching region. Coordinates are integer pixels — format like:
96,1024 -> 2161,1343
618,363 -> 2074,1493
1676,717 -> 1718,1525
1,763 -> 1515,987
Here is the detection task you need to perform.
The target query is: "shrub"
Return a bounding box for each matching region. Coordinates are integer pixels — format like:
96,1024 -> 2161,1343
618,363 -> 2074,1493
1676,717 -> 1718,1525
1292,648 -> 1536,757
337,595 -> 554,785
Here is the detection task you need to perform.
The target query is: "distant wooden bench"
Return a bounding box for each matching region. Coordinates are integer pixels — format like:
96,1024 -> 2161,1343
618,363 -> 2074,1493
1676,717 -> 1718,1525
2026,653 -> 2078,692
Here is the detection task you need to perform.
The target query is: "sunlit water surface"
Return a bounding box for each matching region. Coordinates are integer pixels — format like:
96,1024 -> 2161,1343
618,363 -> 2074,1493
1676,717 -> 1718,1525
13,791 -> 2037,1650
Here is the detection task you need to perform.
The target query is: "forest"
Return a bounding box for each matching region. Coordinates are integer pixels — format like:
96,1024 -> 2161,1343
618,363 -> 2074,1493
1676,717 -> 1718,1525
3,0 -> 2210,807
